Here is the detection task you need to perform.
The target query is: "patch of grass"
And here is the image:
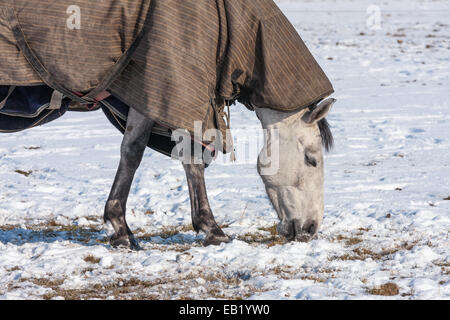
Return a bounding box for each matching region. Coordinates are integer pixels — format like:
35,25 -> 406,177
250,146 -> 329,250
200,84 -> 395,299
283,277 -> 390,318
334,234 -> 363,246
6,266 -> 21,272
269,265 -> 336,283
83,255 -> 101,264
85,216 -> 100,222
179,224 -> 195,233
20,277 -> 65,288
138,224 -> 199,242
237,232 -> 285,248
346,238 -> 363,245
160,226 -> 180,238
15,170 -> 33,177
433,261 -> 450,275
25,219 -> 101,233
300,275 -> 327,283
20,267 -> 273,300
367,283 -> 400,296
334,241 -> 418,261
0,225 -> 17,231
391,33 -> 406,37
258,224 -> 278,236
81,267 -> 95,275
40,277 -> 161,300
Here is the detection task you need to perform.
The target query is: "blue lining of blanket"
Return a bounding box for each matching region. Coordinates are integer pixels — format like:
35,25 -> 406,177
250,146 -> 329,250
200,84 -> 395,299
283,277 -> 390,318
0,85 -> 70,132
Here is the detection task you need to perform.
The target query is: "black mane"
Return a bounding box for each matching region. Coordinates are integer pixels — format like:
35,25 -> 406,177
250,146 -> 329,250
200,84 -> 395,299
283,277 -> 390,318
318,118 -> 334,152
308,101 -> 334,152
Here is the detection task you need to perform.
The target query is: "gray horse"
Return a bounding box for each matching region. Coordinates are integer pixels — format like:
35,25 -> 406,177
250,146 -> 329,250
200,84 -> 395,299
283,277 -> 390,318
104,98 -> 335,249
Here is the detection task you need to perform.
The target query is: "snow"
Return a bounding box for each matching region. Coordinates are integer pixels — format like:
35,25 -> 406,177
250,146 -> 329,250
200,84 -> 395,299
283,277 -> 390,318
0,0 -> 449,300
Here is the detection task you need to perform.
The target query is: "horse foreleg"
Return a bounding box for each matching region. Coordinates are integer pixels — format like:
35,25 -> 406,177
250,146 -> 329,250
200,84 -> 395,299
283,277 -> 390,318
104,108 -> 154,250
182,160 -> 230,246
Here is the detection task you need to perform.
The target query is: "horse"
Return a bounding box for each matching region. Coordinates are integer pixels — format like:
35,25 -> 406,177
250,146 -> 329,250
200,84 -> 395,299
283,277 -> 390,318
0,0 -> 336,250
104,98 -> 335,249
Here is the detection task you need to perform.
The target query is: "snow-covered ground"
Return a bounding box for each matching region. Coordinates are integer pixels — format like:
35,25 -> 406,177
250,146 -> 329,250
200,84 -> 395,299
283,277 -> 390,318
0,0 -> 449,300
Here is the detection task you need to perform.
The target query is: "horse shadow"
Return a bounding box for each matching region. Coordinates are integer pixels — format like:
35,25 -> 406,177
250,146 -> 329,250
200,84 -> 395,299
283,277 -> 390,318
0,226 -> 108,247
0,226 -> 204,248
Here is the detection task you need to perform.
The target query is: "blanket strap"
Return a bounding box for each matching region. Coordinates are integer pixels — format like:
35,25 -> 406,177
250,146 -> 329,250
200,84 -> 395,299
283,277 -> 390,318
211,99 -> 236,162
0,86 -> 16,110
4,6 -> 148,109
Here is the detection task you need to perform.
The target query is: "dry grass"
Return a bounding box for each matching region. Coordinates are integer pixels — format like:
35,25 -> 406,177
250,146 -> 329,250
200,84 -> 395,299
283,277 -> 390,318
15,170 -> 33,177
268,265 -> 339,283
83,255 -> 101,264
19,270 -> 270,300
24,278 -> 66,288
237,232 -> 285,248
335,234 -> 363,246
334,241 -> 418,261
367,283 -> 400,296
6,266 -> 21,272
137,224 -> 195,241
1,219 -> 101,233
433,261 -> 450,275
231,224 -> 285,247
0,224 -> 17,231
258,224 -> 278,236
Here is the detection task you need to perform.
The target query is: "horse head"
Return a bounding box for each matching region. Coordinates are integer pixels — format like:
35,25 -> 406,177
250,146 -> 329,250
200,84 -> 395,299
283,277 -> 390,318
255,98 -> 336,242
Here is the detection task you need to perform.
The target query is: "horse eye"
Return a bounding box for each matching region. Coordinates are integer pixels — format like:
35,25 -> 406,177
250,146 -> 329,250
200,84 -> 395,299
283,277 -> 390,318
304,154 -> 317,167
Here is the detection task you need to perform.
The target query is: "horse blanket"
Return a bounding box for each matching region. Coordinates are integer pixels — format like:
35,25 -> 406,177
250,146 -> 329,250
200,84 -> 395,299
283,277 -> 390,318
0,0 -> 334,156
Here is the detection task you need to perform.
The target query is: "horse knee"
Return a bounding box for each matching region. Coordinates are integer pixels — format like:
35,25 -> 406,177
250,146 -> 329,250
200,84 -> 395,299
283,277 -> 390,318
120,140 -> 146,170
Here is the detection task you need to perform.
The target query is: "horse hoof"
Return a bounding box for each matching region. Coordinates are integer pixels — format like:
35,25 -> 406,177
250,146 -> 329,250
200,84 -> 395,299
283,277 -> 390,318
203,234 -> 231,246
110,236 -> 142,251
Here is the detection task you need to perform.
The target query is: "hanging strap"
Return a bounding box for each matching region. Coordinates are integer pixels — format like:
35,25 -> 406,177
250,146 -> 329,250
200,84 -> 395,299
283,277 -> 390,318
48,90 -> 64,110
0,86 -> 16,110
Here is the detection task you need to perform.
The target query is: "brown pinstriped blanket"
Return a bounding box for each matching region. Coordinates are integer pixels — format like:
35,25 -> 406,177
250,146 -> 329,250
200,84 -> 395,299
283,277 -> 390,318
0,0 -> 333,153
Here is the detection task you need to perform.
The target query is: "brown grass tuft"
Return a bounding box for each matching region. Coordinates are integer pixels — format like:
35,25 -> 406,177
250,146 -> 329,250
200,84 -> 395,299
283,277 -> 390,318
367,283 -> 400,296
15,170 -> 33,177
83,255 -> 101,264
258,224 -> 278,236
237,232 -> 285,248
334,241 -> 418,261
138,224 -> 197,241
334,234 -> 363,246
0,224 -> 17,231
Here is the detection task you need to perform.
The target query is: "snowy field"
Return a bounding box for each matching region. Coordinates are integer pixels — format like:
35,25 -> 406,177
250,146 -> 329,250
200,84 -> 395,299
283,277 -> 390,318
0,0 -> 449,300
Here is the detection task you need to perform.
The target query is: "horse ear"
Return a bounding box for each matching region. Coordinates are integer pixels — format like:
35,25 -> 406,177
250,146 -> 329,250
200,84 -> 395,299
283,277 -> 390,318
302,98 -> 336,124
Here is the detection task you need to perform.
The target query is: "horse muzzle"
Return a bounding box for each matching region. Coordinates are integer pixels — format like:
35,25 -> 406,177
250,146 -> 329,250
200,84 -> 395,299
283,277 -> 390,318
277,219 -> 318,242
